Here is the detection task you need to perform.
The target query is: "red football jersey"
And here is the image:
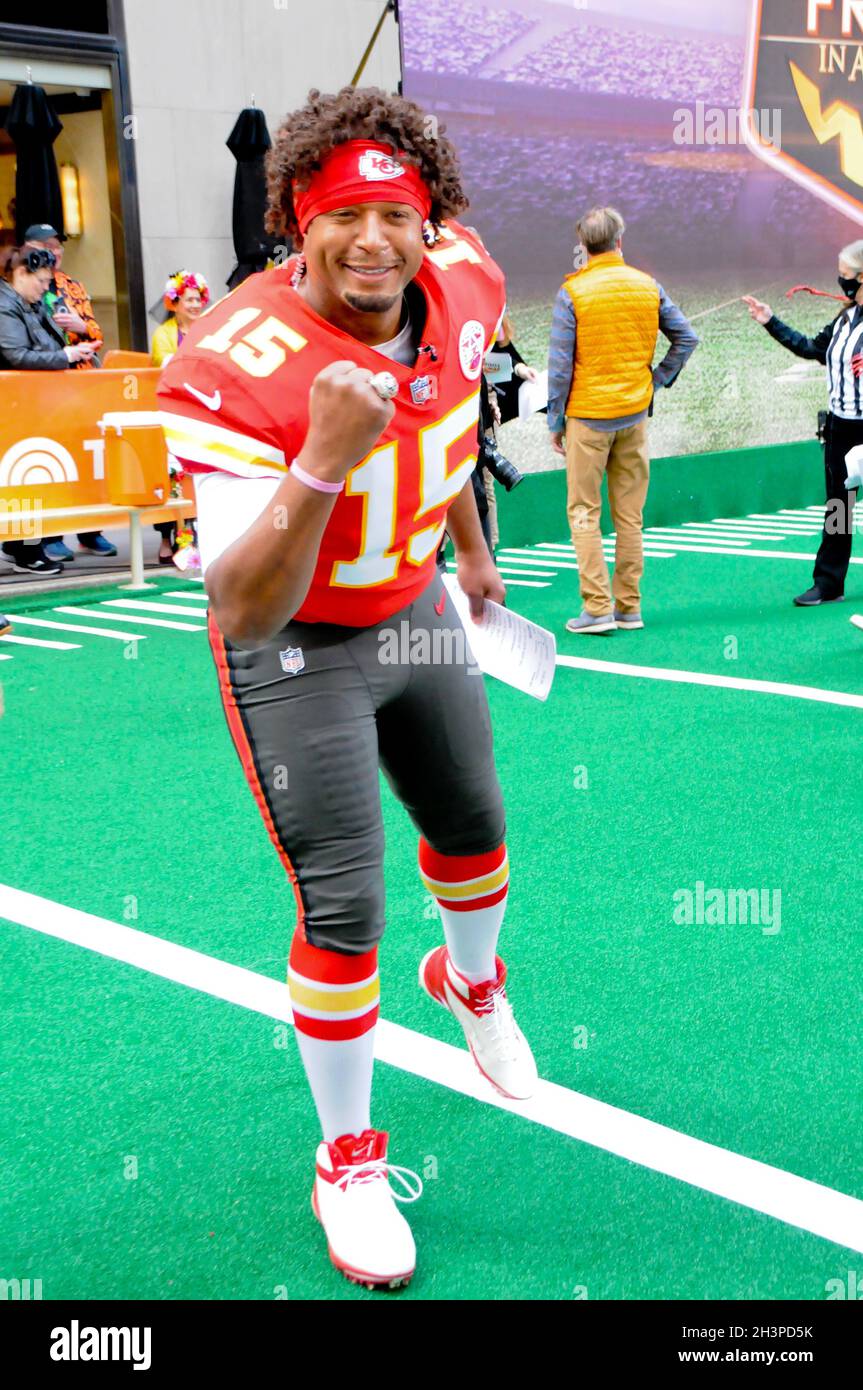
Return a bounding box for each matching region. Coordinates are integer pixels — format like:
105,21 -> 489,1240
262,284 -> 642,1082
158,222 -> 506,625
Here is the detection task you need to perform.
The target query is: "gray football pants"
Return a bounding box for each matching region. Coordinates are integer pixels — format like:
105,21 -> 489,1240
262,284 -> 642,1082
207,574 -> 506,955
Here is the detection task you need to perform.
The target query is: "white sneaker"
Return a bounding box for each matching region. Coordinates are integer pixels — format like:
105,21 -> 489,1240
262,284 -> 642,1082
419,946 -> 538,1100
312,1129 -> 421,1290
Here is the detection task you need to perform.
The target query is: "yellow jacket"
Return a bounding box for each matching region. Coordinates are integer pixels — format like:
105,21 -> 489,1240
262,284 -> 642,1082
151,317 -> 179,368
563,252 -> 659,419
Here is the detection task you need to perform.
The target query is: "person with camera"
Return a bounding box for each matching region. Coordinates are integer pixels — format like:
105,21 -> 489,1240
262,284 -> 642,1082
477,314 -> 534,552
0,245 -> 101,575
549,206 -> 697,633
743,239 -> 863,607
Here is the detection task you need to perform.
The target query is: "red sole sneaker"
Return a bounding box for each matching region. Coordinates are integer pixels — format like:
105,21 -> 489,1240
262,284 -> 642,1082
310,1185 -> 414,1292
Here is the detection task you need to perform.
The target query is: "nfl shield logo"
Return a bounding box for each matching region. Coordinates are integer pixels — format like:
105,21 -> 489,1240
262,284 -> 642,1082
409,374 -> 435,405
279,646 -> 305,676
745,1 -> 863,222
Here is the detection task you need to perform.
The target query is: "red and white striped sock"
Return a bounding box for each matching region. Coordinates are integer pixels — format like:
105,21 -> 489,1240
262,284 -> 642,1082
418,839 -> 509,985
288,933 -> 379,1144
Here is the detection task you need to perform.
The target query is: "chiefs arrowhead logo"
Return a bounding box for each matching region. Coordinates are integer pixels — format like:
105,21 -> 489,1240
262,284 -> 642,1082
358,151 -> 405,182
744,0 -> 863,222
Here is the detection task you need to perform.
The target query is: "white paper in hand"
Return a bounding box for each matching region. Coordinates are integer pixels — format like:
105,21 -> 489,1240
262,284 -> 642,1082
518,369 -> 549,421
844,443 -> 863,491
443,574 -> 557,701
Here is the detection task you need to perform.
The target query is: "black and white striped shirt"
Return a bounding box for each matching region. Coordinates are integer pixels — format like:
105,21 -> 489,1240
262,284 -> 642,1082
766,304 -> 863,418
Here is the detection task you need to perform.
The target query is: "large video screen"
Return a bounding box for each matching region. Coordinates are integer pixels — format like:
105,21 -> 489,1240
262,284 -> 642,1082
400,0 -> 862,465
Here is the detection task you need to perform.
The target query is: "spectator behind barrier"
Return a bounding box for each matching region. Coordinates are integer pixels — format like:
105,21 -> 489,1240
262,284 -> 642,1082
0,245 -> 99,370
151,269 -> 209,368
24,224 -> 118,562
0,245 -> 102,576
151,270 -> 209,562
24,222 -> 103,367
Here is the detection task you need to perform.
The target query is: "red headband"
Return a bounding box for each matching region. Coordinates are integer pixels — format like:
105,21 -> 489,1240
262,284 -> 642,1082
293,140 -> 432,236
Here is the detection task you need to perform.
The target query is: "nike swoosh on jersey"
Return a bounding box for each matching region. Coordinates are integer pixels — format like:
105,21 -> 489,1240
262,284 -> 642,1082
184,383 -> 222,411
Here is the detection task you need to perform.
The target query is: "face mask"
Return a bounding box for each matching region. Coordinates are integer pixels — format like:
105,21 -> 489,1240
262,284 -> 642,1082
839,274 -> 860,298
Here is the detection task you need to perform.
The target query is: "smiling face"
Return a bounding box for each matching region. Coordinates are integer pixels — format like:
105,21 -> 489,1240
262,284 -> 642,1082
300,202 -> 425,325
177,287 -> 203,320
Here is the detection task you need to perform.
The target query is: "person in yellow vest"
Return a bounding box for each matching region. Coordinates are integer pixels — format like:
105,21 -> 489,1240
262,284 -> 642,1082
548,207 -> 697,633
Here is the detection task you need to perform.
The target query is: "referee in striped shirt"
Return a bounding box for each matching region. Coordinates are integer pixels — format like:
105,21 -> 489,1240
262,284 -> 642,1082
744,240 -> 863,607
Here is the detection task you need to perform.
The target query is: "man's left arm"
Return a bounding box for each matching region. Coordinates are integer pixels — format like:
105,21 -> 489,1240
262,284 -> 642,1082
653,284 -> 698,389
446,476 -> 505,620
61,277 -> 102,344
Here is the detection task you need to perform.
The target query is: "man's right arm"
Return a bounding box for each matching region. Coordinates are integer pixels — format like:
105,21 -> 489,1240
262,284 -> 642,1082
547,287 -> 576,453
203,466 -> 340,647
167,360 -> 394,648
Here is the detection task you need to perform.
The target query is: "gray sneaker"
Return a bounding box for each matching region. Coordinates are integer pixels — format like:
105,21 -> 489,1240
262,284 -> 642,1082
565,611 -> 617,634
613,609 -> 644,630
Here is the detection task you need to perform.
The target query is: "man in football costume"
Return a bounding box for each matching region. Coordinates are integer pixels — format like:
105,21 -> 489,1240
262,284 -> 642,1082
158,86 -> 536,1290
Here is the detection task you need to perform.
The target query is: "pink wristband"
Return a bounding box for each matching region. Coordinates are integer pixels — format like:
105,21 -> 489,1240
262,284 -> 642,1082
290,457 -> 344,494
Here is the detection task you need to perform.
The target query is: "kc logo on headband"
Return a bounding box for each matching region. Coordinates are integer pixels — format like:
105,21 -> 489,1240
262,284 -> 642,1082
358,150 -> 405,181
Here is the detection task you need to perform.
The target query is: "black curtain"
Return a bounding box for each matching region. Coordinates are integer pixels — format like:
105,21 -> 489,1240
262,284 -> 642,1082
225,107 -> 281,289
4,84 -> 64,241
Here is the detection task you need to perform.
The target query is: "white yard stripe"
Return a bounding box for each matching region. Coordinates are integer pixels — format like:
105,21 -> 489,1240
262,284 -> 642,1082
498,579 -> 550,588
498,549 -> 580,569
646,530 -> 751,546
162,591 -> 209,601
2,881 -> 862,1255
0,653 -> 12,660
496,566 -> 558,578
557,654 -> 863,710
4,615 -> 146,642
678,526 -> 789,539
0,633 -> 79,650
98,599 -> 213,618
716,517 -> 821,530
53,607 -> 204,633
632,542 -> 860,563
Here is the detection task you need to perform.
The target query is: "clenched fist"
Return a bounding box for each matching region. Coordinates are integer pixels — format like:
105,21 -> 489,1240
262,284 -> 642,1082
298,359 -> 396,485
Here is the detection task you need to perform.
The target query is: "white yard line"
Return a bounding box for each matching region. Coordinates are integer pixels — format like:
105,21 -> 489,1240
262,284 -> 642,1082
4,615 -> 146,642
0,633 -> 79,650
557,654 -> 863,710
97,600 -> 212,618
496,567 -> 559,578
53,607 -> 204,633
2,881 -> 862,1255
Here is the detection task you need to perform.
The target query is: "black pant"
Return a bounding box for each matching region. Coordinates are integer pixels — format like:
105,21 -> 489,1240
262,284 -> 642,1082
814,413 -> 862,597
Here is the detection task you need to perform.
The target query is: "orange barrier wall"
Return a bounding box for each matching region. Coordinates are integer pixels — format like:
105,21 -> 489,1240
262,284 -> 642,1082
0,367 -> 194,538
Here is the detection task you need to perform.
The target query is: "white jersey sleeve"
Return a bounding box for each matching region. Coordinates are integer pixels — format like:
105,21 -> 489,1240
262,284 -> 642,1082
194,470 -> 282,576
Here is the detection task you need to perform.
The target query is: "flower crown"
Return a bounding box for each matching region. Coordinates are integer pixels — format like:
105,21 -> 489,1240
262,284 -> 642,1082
163,270 -> 209,309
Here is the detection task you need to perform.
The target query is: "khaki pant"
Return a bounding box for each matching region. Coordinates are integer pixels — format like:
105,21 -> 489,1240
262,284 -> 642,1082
565,417 -> 650,615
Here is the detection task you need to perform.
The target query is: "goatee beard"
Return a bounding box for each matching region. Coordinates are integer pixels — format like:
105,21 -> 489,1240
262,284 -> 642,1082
344,290 -> 401,315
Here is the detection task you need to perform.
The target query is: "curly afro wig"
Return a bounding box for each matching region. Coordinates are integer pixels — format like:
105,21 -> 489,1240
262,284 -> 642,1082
265,86 -> 468,242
